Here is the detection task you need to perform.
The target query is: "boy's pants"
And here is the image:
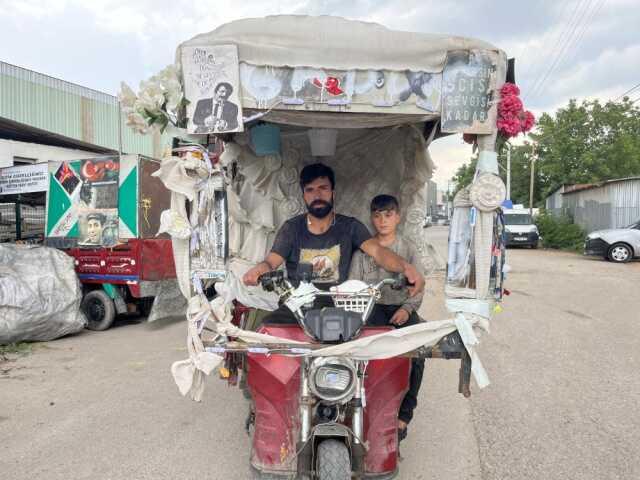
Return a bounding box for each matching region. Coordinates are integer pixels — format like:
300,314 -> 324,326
366,304 -> 426,425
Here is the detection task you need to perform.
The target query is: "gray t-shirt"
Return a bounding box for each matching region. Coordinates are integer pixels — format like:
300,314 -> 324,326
270,214 -> 371,288
348,234 -> 423,313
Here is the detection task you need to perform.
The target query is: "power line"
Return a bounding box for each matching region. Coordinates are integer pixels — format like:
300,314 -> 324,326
524,0 -> 582,99
614,82 -> 640,101
527,0 -> 596,101
560,0 -> 607,73
520,2 -> 574,92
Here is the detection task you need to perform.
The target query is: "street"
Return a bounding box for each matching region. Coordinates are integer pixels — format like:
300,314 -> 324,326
2,226 -> 640,480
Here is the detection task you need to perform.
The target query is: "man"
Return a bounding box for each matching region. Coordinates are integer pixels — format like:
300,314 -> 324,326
193,82 -> 239,133
84,212 -> 105,245
242,163 -> 425,323
348,194 -> 425,442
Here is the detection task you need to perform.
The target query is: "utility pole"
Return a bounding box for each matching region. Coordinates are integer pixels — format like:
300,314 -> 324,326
529,146 -> 536,217
506,142 -> 512,201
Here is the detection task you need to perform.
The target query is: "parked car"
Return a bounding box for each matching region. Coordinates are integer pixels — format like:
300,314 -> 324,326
503,209 -> 540,248
584,220 -> 640,263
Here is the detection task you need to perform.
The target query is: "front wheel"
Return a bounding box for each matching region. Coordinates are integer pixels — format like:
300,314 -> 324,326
82,290 -> 116,331
608,243 -> 632,263
316,439 -> 351,480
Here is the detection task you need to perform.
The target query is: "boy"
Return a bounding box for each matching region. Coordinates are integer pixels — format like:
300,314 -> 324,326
348,194 -> 425,442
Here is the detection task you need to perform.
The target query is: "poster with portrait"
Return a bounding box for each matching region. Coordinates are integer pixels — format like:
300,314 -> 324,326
77,157 -> 120,246
182,45 -> 244,134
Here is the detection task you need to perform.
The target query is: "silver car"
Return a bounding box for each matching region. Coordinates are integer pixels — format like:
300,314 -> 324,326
584,220 -> 640,263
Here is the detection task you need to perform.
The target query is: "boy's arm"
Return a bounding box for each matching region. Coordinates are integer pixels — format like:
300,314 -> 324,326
360,238 -> 424,297
400,242 -> 424,313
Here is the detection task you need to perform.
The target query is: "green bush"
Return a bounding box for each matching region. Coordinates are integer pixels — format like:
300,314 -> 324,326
535,212 -> 586,251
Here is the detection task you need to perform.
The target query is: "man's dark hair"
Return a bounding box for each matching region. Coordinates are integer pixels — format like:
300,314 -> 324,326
299,163 -> 335,191
370,194 -> 400,213
214,82 -> 233,98
87,212 -> 106,225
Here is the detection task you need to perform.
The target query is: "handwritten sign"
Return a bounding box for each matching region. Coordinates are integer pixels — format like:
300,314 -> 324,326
0,163 -> 48,194
441,50 -> 496,134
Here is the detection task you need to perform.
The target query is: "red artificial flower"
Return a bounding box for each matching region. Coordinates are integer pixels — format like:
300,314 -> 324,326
498,95 -> 523,116
521,110 -> 535,132
500,82 -> 520,97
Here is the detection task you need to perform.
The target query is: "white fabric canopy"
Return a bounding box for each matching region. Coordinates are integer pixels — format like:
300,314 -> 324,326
176,15 -> 501,73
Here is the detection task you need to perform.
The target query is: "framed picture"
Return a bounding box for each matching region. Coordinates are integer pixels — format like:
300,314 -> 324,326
182,45 -> 243,134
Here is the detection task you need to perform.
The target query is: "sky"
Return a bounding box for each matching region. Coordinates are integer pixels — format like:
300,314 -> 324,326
1,0 -> 639,190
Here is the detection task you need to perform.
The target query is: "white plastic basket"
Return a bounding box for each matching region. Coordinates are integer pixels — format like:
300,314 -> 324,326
332,294 -> 373,314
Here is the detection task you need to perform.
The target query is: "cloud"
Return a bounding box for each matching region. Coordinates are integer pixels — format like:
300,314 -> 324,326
1,0 -> 639,184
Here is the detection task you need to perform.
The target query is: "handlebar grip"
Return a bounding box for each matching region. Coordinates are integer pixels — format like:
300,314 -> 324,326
391,275 -> 415,290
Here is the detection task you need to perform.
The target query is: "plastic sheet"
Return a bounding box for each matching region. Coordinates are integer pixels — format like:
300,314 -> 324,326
0,245 -> 86,344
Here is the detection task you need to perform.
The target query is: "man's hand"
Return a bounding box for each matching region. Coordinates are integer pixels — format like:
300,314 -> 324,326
242,262 -> 270,286
390,308 -> 410,326
403,262 -> 425,298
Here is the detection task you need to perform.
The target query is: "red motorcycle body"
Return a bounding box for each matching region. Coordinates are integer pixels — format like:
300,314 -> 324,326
247,324 -> 410,477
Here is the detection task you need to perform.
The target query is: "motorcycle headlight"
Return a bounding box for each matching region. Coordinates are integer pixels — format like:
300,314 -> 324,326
308,357 -> 357,404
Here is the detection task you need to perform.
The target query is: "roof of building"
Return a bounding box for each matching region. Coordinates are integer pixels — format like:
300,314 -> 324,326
561,177 -> 640,195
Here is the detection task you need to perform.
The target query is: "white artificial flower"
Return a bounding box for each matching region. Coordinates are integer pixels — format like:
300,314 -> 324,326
125,111 -> 149,134
138,78 -> 165,113
118,82 -> 138,110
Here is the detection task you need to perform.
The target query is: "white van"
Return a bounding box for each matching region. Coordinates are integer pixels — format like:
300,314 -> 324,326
502,208 -> 540,248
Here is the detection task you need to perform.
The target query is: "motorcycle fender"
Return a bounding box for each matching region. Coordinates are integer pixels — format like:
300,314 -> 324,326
312,424 -> 350,439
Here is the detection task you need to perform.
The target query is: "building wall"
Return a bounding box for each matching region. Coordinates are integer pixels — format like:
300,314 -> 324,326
545,185 -> 564,211
563,178 -> 640,232
0,61 -> 172,159
0,139 -> 96,169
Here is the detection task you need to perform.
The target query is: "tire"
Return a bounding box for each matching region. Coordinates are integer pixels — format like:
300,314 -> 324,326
316,439 -> 351,480
82,290 -> 116,331
607,243 -> 633,263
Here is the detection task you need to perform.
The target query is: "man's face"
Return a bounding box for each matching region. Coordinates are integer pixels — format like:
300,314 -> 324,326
303,176 -> 334,219
214,85 -> 228,101
87,219 -> 102,243
371,208 -> 401,236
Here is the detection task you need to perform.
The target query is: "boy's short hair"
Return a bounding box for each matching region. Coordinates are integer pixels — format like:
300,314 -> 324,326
300,163 -> 336,191
370,194 -> 400,213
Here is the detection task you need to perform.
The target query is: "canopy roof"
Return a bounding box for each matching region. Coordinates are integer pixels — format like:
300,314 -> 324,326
177,15 -> 501,73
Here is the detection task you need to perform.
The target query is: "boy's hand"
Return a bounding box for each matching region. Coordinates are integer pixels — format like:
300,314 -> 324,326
403,263 -> 425,297
390,308 -> 410,326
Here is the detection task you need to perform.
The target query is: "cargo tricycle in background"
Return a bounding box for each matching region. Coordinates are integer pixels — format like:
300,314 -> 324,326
45,154 -> 177,330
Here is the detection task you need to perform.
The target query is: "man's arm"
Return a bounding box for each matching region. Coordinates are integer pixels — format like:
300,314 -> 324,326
242,252 -> 285,286
360,238 -> 425,297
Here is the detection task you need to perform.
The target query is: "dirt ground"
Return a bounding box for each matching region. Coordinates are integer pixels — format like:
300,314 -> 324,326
2,227 -> 639,479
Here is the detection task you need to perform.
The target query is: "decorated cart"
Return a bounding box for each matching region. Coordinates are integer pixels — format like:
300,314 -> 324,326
119,15 -> 534,480
44,154 -> 180,330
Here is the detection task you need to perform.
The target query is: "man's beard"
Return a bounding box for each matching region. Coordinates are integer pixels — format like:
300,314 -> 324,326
306,199 -> 333,219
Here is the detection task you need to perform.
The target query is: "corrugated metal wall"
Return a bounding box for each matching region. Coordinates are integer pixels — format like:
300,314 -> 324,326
545,186 -> 564,210
609,179 -> 640,228
0,61 -> 172,157
562,179 -> 640,232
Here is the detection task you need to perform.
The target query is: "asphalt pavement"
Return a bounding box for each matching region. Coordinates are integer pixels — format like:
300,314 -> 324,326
1,226 -> 639,479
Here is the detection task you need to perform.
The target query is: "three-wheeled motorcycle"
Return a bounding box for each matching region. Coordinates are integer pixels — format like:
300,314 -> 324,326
124,14 -> 510,480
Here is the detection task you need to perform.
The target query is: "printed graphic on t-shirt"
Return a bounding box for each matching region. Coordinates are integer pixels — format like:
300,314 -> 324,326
300,245 -> 341,283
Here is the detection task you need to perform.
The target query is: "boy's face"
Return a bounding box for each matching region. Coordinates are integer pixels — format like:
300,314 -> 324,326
371,208 -> 401,236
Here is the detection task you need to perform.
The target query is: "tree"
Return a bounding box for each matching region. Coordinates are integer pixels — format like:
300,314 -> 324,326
450,98 -> 640,205
532,98 -> 640,197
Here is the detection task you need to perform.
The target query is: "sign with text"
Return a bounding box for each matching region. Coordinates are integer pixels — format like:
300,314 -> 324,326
0,163 -> 48,194
441,50 -> 496,134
